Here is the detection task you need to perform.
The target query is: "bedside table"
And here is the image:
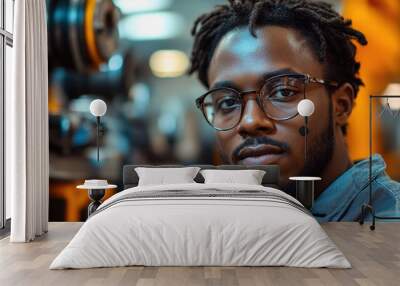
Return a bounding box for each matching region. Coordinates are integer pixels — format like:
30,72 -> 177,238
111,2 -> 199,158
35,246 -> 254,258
289,177 -> 321,210
77,180 -> 117,217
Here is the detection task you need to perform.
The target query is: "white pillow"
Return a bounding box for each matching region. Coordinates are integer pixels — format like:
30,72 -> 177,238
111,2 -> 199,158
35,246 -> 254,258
200,169 -> 266,185
135,167 -> 200,186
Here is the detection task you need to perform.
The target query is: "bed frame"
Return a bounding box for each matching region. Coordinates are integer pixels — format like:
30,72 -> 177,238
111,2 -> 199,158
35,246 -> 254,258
123,165 -> 280,190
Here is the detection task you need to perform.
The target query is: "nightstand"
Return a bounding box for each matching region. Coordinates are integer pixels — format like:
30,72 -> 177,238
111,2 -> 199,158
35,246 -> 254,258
289,176 -> 321,210
77,180 -> 117,217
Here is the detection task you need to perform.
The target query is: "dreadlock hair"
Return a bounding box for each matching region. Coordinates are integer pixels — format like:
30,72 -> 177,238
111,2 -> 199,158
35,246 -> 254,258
189,0 -> 367,97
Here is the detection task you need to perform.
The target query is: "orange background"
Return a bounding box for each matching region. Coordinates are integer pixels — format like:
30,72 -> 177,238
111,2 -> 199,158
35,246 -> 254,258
344,0 -> 400,162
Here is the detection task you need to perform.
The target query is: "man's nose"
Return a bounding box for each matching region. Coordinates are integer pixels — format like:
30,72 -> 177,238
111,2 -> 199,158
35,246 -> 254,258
237,98 -> 275,137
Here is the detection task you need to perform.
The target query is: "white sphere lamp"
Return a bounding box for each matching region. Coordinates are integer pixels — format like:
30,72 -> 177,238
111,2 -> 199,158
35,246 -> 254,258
90,99 -> 107,162
90,99 -> 107,117
297,99 -> 315,117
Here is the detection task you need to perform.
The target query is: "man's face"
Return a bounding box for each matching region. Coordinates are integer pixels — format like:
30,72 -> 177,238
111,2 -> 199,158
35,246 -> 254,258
207,26 -> 335,190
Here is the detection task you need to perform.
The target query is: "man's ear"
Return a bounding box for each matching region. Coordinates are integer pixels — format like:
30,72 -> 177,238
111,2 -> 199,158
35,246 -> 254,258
331,83 -> 355,127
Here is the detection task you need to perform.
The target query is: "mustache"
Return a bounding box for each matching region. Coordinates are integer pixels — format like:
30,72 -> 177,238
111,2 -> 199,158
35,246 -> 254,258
232,136 -> 290,161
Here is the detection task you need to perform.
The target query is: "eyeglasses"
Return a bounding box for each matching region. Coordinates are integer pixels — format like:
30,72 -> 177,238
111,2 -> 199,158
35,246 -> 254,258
195,73 -> 338,131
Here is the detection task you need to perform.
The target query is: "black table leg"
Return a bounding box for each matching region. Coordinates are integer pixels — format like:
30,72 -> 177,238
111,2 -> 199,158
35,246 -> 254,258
296,181 -> 315,210
87,189 -> 105,217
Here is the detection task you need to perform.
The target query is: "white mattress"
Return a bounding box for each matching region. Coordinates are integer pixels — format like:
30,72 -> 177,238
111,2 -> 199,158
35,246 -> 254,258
50,183 -> 350,269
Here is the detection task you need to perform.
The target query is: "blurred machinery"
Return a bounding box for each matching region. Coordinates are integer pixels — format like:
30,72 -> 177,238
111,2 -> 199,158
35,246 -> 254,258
47,0 -> 127,156
46,0 -> 132,221
47,0 -> 120,72
46,0 -> 213,221
54,52 -> 135,99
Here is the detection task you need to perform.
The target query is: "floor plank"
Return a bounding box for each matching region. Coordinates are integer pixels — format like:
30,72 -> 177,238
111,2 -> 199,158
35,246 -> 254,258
0,222 -> 399,286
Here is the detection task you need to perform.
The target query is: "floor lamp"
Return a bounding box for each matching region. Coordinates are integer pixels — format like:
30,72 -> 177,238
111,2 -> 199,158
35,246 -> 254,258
297,99 -> 315,164
78,99 -> 114,217
289,99 -> 321,210
359,94 -> 400,230
89,99 -> 107,161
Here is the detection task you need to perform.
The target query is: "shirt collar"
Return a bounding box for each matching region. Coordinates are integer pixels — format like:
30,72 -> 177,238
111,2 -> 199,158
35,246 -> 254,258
311,154 -> 386,219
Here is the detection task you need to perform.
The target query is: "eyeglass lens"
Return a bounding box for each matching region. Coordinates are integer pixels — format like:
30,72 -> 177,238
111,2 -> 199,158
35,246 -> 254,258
201,75 -> 305,130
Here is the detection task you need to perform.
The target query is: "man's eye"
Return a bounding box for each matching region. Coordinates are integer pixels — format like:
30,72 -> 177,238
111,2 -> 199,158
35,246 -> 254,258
216,97 -> 240,112
269,87 -> 298,101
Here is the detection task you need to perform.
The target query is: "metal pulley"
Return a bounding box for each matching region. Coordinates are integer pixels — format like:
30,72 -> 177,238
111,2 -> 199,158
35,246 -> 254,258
47,0 -> 120,73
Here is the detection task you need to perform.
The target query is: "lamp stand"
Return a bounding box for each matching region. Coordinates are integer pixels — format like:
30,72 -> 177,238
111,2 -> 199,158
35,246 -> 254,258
96,116 -> 100,162
304,116 -> 308,166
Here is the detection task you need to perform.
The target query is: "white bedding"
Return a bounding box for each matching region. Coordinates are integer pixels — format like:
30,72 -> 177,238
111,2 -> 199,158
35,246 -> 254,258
50,183 -> 350,269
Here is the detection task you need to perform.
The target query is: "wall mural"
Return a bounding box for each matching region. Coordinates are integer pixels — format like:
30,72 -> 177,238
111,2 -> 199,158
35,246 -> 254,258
47,0 -> 400,221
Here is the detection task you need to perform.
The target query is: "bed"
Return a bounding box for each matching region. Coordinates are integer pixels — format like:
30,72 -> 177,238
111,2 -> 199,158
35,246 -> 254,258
50,165 -> 350,269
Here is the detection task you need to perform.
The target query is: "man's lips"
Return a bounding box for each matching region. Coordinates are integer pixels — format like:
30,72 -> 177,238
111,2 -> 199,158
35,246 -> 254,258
235,144 -> 285,165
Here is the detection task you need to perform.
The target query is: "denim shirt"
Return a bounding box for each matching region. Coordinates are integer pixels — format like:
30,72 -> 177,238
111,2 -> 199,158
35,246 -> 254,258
312,154 -> 400,222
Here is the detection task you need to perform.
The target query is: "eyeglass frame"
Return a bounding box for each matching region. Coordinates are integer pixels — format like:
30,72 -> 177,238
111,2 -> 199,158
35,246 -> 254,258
195,73 -> 339,131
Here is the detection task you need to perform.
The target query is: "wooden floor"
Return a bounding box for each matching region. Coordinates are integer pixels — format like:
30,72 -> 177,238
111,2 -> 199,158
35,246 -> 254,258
0,222 -> 399,286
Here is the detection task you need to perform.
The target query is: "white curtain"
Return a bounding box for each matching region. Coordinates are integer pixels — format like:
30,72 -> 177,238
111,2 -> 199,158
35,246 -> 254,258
7,0 -> 49,242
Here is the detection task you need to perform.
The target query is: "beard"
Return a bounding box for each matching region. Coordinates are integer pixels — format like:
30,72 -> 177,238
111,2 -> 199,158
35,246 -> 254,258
283,102 -> 335,195
217,102 -> 335,196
